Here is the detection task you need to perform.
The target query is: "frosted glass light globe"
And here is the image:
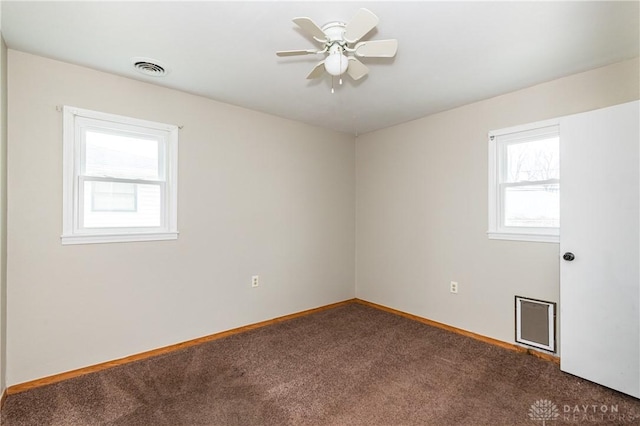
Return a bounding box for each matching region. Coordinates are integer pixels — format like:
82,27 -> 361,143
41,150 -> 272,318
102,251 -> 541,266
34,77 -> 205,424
324,52 -> 348,76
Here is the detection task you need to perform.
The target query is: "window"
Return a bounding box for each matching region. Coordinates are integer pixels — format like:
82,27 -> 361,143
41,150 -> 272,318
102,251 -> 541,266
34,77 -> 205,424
488,120 -> 559,243
91,182 -> 137,213
62,106 -> 178,244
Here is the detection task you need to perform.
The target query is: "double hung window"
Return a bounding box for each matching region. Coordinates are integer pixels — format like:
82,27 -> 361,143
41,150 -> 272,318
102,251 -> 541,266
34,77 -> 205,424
488,121 -> 559,243
62,106 -> 178,244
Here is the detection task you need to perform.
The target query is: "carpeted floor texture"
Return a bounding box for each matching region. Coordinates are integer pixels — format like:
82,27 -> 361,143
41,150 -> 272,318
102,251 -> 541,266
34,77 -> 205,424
2,303 -> 640,425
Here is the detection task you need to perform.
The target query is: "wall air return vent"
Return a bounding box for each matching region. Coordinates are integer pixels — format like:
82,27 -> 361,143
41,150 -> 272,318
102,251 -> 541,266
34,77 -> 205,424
515,296 -> 556,353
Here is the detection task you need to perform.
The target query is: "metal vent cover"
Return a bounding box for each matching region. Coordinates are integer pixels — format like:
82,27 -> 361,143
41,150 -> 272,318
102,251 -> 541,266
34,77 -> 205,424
515,296 -> 556,352
131,57 -> 168,77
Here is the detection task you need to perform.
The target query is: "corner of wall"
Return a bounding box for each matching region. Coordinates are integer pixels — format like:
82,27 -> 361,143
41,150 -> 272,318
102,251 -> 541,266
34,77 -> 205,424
0,32 -> 8,398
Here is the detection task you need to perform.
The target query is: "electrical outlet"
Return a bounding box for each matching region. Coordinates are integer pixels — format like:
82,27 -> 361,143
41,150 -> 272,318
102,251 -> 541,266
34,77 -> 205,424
252,275 -> 259,288
450,281 -> 458,294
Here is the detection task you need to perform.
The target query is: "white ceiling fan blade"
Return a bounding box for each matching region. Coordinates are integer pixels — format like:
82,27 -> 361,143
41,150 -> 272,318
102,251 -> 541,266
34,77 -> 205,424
293,17 -> 327,42
346,57 -> 369,80
306,61 -> 326,79
355,39 -> 398,58
344,8 -> 379,43
276,49 -> 318,57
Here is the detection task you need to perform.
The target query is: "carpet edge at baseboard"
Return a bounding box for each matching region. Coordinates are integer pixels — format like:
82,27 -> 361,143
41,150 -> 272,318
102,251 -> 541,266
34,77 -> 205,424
6,298 -> 356,395
354,298 -> 560,364
7,296 -> 559,396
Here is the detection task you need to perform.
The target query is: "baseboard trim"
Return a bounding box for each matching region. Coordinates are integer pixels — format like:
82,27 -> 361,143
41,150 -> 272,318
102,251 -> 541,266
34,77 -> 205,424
354,298 -> 560,364
1,388 -> 7,409
7,296 -> 558,396
7,298 -> 356,395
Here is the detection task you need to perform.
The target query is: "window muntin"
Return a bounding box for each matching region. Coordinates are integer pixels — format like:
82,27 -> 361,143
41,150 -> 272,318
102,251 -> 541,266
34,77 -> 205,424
488,121 -> 560,243
62,107 -> 178,244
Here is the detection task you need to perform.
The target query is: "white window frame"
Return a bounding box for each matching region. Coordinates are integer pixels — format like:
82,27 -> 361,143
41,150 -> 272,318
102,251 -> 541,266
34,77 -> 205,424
62,106 -> 179,244
488,119 -> 559,243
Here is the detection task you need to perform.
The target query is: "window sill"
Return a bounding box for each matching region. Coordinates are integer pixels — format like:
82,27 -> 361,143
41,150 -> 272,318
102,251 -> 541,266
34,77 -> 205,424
487,231 -> 558,244
61,231 -> 178,245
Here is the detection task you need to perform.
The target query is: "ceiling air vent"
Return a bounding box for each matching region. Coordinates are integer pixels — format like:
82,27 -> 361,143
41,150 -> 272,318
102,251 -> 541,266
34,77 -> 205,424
131,57 -> 168,77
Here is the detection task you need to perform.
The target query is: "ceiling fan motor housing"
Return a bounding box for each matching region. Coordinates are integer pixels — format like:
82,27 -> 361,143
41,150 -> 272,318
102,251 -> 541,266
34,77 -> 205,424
321,22 -> 347,44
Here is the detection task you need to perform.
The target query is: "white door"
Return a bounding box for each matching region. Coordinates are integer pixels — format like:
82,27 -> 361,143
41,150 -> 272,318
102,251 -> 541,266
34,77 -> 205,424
560,100 -> 640,398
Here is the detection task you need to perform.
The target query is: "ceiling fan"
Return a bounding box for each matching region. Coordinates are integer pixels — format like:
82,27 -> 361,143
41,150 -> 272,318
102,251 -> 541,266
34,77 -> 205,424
276,8 -> 398,88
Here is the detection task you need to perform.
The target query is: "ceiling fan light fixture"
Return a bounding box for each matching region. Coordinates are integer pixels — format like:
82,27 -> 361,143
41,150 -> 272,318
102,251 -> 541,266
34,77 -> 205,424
277,8 -> 397,85
324,52 -> 349,76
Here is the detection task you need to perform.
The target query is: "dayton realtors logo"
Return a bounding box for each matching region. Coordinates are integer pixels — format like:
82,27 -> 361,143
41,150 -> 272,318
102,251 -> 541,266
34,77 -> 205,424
529,400 -> 639,424
528,400 -> 560,425
562,403 -> 638,423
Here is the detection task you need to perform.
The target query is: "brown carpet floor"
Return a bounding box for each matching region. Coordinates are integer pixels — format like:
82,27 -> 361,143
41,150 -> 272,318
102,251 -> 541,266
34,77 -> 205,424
2,303 -> 639,425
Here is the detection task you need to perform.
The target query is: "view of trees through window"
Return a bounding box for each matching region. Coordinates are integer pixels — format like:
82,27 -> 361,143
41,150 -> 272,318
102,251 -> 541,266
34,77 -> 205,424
503,136 -> 559,228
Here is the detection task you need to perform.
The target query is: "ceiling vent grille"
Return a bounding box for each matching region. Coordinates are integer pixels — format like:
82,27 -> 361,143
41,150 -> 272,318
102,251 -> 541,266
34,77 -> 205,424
131,57 -> 168,77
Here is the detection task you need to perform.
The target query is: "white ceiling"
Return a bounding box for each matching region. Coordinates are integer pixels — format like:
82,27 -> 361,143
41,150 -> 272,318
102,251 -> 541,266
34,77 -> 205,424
1,1 -> 638,135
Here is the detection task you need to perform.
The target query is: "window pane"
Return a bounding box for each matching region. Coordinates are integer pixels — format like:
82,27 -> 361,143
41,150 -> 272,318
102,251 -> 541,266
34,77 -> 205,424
83,181 -> 161,228
85,130 -> 160,180
504,184 -> 559,228
506,137 -> 559,183
91,181 -> 136,212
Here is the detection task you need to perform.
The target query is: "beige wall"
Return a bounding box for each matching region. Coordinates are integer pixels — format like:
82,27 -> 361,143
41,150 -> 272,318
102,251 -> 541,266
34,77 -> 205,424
5,47 -> 639,387
0,34 -> 7,394
6,50 -> 355,386
355,58 -> 640,348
